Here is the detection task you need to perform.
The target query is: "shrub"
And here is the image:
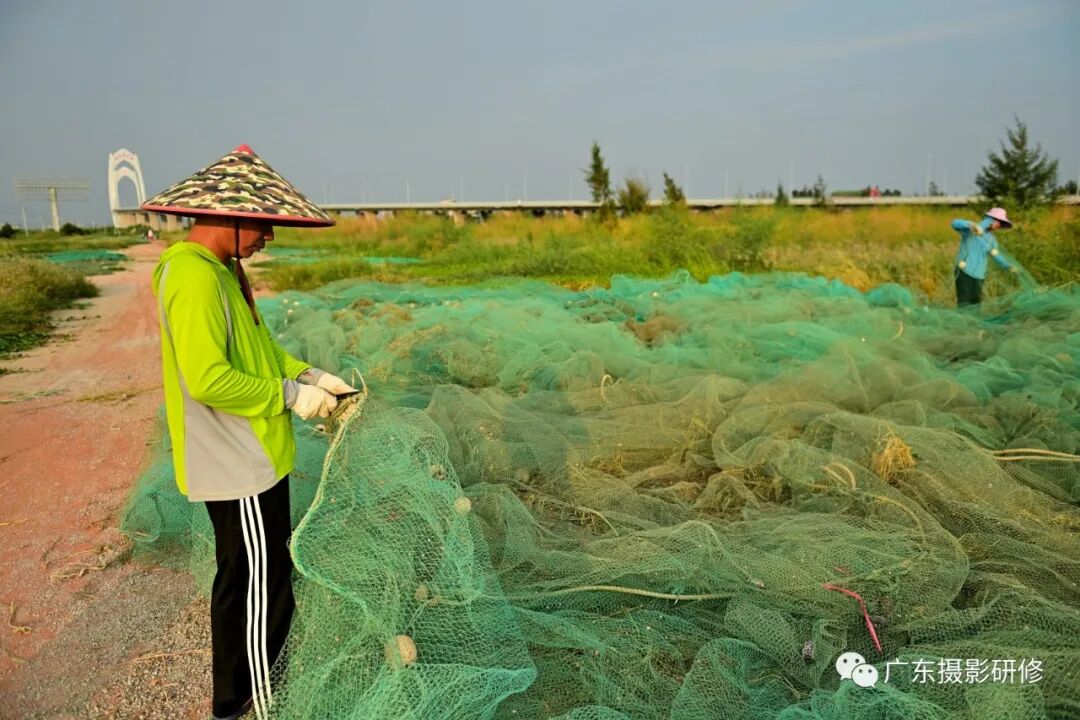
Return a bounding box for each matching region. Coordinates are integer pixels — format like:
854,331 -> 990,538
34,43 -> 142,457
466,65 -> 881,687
0,257 -> 98,357
617,176 -> 651,215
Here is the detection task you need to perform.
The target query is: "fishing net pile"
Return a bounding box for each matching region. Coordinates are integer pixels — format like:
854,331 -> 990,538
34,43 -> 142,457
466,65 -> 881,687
123,270 -> 1080,719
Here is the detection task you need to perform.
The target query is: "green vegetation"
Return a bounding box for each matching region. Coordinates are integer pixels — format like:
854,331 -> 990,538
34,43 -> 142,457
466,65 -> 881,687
584,141 -> 615,219
976,117 -> 1060,208
774,182 -> 789,206
662,172 -> 686,206
0,229 -> 141,256
0,229 -> 143,365
0,232 -> 139,276
0,257 -> 98,364
617,176 -> 650,215
263,205 -> 1079,300
1002,206 -> 1080,285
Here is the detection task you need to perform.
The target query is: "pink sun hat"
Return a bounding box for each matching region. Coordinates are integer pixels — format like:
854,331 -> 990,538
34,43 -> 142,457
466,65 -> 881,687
984,207 -> 1013,229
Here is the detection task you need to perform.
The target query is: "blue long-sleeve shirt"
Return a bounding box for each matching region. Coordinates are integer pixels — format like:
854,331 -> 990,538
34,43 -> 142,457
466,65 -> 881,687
951,218 -> 1011,280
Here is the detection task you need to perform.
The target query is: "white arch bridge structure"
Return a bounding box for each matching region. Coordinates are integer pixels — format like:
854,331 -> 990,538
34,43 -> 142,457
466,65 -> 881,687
108,148 -> 182,231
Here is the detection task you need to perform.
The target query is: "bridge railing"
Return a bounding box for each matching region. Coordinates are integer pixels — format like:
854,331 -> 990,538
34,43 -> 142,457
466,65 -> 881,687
113,194 -> 1079,222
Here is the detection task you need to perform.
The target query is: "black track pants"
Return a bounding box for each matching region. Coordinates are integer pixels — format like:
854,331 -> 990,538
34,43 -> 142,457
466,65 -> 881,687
205,477 -> 294,719
955,269 -> 983,306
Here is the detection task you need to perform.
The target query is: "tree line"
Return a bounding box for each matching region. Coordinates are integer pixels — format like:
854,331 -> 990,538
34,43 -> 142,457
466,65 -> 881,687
583,117 -> 1074,217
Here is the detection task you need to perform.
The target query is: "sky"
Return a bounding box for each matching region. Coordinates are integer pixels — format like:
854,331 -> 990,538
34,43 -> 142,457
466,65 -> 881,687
1,0 -> 1078,227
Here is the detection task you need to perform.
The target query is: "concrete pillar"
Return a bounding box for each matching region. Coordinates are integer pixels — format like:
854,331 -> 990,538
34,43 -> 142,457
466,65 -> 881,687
49,187 -> 61,231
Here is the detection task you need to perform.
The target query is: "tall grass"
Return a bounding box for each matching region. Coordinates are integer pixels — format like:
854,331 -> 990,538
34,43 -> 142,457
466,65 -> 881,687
255,206 -> 1078,300
0,258 -> 99,363
0,231 -> 141,364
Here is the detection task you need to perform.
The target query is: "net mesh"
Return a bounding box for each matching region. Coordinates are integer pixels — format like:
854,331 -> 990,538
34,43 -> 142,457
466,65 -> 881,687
122,270 -> 1080,719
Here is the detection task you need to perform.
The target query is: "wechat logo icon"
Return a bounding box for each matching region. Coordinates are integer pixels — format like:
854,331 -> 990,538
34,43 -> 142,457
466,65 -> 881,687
836,651 -> 879,688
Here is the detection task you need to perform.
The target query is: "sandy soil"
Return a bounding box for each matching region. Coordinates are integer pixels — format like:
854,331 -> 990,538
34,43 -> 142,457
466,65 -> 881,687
0,242 -> 211,719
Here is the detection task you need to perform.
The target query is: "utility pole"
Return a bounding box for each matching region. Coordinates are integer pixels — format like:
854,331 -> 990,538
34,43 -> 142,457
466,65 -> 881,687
21,207 -> 29,236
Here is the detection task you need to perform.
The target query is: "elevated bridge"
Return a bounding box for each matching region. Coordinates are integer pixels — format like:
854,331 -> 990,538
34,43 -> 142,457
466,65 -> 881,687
112,194 -> 1078,230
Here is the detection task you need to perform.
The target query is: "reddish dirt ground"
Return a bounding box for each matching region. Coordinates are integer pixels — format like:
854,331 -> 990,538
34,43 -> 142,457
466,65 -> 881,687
0,242 -> 209,719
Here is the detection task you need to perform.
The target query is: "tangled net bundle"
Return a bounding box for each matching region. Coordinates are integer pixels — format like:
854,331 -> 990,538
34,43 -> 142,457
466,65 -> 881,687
123,270 -> 1080,719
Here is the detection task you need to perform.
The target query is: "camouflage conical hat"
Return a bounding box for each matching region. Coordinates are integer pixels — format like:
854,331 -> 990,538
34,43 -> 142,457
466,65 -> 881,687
142,144 -> 334,227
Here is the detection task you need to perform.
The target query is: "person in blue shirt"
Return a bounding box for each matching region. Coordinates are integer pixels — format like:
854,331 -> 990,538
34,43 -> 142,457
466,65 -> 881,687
950,207 -> 1017,306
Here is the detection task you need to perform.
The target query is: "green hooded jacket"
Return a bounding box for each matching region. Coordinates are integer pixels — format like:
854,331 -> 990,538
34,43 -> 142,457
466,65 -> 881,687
152,241 -> 310,501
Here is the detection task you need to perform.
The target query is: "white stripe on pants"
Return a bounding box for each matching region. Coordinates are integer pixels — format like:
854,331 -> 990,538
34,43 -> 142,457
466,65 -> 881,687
240,496 -> 271,719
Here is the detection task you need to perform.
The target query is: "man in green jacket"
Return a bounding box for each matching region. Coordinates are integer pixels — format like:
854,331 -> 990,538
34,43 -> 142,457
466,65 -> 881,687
145,145 -> 353,720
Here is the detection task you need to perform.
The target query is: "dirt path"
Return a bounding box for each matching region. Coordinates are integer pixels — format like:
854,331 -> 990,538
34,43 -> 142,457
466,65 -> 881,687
0,242 -> 209,719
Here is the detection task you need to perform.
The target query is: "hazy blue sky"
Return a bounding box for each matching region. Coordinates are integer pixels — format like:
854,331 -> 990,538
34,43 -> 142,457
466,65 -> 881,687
1,0 -> 1078,226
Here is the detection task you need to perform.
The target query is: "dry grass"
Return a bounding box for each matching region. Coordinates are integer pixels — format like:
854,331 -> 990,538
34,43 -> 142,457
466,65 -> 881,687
76,386 -> 159,405
48,542 -> 129,584
256,205 -> 1077,298
8,603 -> 31,635
871,432 -> 917,483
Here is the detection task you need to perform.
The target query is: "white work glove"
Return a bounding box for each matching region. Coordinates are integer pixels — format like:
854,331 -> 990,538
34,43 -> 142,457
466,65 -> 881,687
970,223 -> 984,236
291,383 -> 338,420
316,372 -> 358,396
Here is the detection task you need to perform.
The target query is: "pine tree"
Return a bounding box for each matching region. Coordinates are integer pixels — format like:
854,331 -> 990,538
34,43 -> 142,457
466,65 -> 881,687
662,172 -> 686,205
774,182 -> 789,207
584,142 -> 615,217
811,175 -> 828,206
975,118 -> 1059,208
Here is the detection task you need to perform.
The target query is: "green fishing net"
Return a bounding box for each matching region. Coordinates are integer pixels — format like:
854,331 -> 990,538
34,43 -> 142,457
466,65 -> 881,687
122,270 -> 1080,719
